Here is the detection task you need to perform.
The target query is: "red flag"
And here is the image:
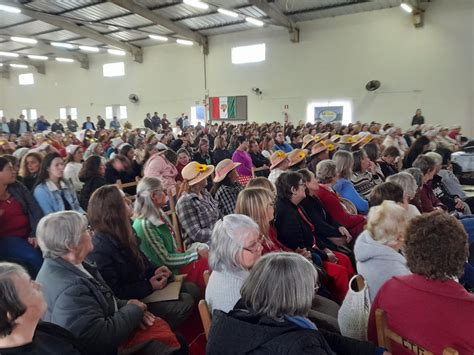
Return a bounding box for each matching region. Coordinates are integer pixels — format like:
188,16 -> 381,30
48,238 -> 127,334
210,97 -> 220,120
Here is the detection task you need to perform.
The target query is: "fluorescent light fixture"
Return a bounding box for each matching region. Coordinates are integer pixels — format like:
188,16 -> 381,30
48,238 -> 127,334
10,64 -> 28,69
400,2 -> 413,13
217,8 -> 239,18
0,4 -> 21,13
79,45 -> 100,52
27,55 -> 48,60
56,57 -> 74,63
51,42 -> 75,49
183,0 -> 209,10
176,39 -> 193,46
107,48 -> 126,56
0,63 -> 3,67
0,51 -> 19,57
149,34 -> 169,41
245,17 -> 264,26
11,36 -> 37,44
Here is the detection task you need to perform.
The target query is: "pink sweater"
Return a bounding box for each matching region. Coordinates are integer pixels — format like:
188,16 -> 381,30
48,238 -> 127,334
144,153 -> 178,191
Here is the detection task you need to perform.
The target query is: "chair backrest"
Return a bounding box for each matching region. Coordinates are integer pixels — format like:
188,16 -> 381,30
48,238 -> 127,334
203,270 -> 211,286
375,309 -> 459,355
166,187 -> 184,251
198,299 -> 212,340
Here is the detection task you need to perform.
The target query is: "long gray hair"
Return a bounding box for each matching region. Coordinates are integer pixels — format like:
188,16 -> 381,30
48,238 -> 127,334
134,176 -> 167,221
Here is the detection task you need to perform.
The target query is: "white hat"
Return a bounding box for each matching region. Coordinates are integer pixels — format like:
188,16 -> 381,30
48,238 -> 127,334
12,147 -> 29,160
66,144 -> 80,155
156,143 -> 168,151
110,137 -> 124,149
156,133 -> 165,141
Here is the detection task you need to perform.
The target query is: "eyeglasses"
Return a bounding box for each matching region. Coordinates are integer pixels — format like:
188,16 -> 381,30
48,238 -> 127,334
243,239 -> 263,254
86,224 -> 94,234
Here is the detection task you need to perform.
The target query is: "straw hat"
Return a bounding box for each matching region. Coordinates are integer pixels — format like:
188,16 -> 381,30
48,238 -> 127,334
353,134 -> 373,148
330,134 -> 342,143
288,149 -> 308,167
181,161 -> 215,186
314,132 -> 330,143
213,159 -> 241,183
310,142 -> 328,157
270,151 -> 288,170
339,135 -> 354,144
322,140 -> 336,152
301,134 -> 317,149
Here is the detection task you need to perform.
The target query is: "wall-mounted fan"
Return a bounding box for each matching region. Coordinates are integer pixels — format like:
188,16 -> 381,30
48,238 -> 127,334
129,93 -> 139,103
365,80 -> 381,91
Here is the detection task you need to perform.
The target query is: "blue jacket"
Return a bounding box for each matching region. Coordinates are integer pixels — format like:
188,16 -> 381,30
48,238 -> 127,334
333,178 -> 369,214
273,143 -> 293,154
34,180 -> 84,215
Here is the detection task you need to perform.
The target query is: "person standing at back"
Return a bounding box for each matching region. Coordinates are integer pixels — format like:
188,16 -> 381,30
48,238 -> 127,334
411,108 -> 425,125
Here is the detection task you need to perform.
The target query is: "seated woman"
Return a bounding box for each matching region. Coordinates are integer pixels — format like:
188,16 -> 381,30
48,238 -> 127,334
377,145 -> 400,178
212,136 -> 231,165
18,151 -> 42,191
354,200 -> 411,301
175,148 -> 191,182
0,158 -> 44,277
104,154 -> 140,195
368,212 -> 474,353
176,162 -> 220,246
87,185 -> 199,329
370,179 -> 421,219
78,156 -> 106,211
350,149 -> 383,199
0,262 -> 83,354
63,145 -> 84,192
34,152 -> 84,214
133,177 -> 209,292
207,253 -> 387,355
249,139 -> 270,177
274,171 -> 355,304
36,211 -> 185,355
235,187 -> 341,333
210,159 -> 244,216
315,160 -> 366,238
268,151 -> 290,185
205,214 -> 262,313
333,150 -> 369,214
143,149 -> 178,196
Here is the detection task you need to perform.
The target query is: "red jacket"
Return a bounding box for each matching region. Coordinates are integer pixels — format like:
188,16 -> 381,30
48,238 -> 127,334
316,185 -> 366,237
418,183 -> 446,213
368,274 -> 474,354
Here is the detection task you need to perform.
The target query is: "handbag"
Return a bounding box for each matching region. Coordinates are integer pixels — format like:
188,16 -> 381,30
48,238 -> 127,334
337,274 -> 371,341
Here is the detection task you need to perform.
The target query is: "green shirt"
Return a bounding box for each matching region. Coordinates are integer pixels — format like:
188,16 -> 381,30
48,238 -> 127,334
133,218 -> 198,274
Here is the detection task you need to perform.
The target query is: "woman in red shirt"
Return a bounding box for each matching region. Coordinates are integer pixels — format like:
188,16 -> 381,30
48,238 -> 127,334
0,157 -> 44,276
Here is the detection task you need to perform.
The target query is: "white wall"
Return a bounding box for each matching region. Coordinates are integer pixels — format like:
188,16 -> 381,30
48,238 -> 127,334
0,0 -> 473,134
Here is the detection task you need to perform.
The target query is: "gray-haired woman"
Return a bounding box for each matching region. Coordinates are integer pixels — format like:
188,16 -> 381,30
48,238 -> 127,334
0,262 -> 83,354
386,172 -> 421,218
205,214 -> 262,313
207,252 -> 388,354
35,211 -> 185,355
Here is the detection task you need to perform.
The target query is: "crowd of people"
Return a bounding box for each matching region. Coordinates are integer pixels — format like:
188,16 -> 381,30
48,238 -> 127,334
0,111 -> 473,354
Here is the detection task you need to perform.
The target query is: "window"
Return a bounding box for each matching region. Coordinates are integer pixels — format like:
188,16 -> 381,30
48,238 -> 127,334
0,110 -> 4,118
59,107 -> 78,120
103,62 -> 125,77
105,105 -> 127,119
21,108 -> 37,120
191,106 -> 205,126
18,73 -> 34,85
231,43 -> 265,64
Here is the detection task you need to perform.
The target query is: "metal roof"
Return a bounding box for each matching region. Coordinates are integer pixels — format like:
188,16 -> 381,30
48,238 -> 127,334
0,0 -> 426,67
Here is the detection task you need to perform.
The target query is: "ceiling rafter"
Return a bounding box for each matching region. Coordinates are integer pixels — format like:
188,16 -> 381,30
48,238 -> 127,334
0,0 -> 143,63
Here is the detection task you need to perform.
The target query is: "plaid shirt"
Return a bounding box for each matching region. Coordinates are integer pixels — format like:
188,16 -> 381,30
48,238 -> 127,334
176,190 -> 220,245
215,183 -> 244,216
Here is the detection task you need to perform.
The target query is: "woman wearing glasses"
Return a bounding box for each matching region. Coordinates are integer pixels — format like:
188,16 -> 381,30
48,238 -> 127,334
205,214 -> 262,313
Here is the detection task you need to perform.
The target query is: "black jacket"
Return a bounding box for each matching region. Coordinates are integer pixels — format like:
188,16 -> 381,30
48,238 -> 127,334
79,176 -> 106,211
213,149 -> 231,165
87,231 -> 156,300
104,163 -> 139,195
274,197 -> 328,261
431,175 -> 457,212
82,121 -> 96,130
300,196 -> 341,243
411,115 -> 425,125
193,151 -> 214,166
144,117 -> 153,130
378,160 -> 398,178
51,122 -> 64,132
15,120 -> 31,133
97,119 -> 106,130
207,309 -> 378,355
250,152 -> 270,177
21,174 -> 38,192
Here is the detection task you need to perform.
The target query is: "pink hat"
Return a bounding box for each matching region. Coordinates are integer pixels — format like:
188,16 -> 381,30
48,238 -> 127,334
213,159 -> 241,183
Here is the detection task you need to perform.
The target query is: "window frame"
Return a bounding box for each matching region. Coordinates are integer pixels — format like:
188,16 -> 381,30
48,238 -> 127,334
102,62 -> 125,77
231,43 -> 266,65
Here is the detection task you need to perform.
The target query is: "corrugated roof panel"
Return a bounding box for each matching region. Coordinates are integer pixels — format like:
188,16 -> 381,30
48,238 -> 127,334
128,38 -> 166,47
66,3 -> 130,21
238,6 -> 267,18
211,0 -> 249,7
26,1 -> 69,13
198,22 -> 255,36
51,0 -> 102,11
140,24 -> 174,36
0,42 -> 25,51
135,0 -> 179,7
155,3 -> 212,20
82,24 -> 110,33
178,13 -> 239,30
5,21 -> 59,36
275,0 -> 354,13
104,14 -> 153,28
36,30 -> 81,41
108,31 -> 145,41
0,13 -> 32,28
